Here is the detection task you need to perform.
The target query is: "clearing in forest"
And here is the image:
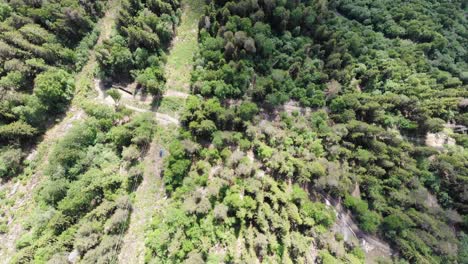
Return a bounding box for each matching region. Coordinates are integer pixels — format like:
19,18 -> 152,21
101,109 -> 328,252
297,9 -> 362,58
117,1 -> 204,263
164,0 -> 205,92
117,141 -> 166,264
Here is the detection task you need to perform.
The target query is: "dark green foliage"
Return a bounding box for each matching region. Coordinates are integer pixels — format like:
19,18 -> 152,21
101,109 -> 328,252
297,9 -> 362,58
0,0 -> 105,176
335,0 -> 467,76
33,69 -> 74,113
96,0 -> 180,95
163,140 -> 192,192
96,36 -> 134,80
429,150 -> 468,214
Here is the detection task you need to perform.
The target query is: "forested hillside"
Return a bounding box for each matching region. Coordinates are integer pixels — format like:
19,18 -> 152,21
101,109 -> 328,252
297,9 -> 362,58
146,0 -> 468,263
0,0 -> 467,263
1,0 -> 183,263
0,0 -> 105,179
13,105 -> 156,263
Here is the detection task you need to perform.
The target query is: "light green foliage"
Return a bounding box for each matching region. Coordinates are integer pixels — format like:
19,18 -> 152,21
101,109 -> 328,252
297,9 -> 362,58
148,0 -> 468,262
344,196 -> 381,233
106,88 -> 122,104
238,102 -> 258,121
0,147 -> 22,179
157,96 -> 185,116
0,2 -> 11,22
165,0 -> 205,91
2,0 -> 465,263
96,0 -> 179,95
146,171 -> 336,262
0,121 -> 37,141
12,107 -> 155,262
34,69 -> 74,112
135,67 -> 166,96
319,250 -> 343,264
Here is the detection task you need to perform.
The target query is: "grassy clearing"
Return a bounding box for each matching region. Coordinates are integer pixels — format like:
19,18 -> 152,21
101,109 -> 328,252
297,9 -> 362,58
164,0 -> 205,92
157,96 -> 185,117
74,0 -> 120,105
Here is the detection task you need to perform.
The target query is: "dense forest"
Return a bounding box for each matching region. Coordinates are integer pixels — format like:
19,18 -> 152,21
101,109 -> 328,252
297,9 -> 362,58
0,0 -> 467,263
145,0 -> 468,263
5,0 -> 181,262
0,0 -> 105,179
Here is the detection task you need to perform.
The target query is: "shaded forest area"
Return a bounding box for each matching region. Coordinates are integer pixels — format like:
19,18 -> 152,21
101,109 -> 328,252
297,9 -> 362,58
0,0 -> 106,179
8,0 -> 183,263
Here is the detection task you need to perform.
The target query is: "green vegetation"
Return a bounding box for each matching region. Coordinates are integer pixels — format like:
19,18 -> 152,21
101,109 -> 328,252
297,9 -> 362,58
335,0 -> 467,78
12,104 -> 156,263
2,0 -> 468,263
0,0 -> 105,178
96,0 -> 181,96
145,0 -> 467,263
164,0 -> 205,91
157,96 -> 185,116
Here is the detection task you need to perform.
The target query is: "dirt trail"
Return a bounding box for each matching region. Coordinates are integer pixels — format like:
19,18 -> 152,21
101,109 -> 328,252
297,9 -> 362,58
0,2 -> 120,262
74,0 -> 120,101
118,143 -> 167,264
94,78 -> 116,105
94,71 -> 180,126
92,0 -> 197,126
164,89 -> 190,98
117,1 -> 202,261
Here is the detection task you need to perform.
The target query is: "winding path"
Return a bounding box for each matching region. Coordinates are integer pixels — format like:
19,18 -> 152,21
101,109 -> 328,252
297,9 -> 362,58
320,194 -> 394,261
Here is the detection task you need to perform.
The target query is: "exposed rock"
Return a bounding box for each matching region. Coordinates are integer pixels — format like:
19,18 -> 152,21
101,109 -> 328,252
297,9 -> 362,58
425,132 -> 455,149
351,182 -> 361,198
68,249 -> 80,263
459,98 -> 468,108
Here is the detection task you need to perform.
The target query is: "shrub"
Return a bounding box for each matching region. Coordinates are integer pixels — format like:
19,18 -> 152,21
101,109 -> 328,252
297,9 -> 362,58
0,147 -> 23,179
33,69 -> 74,113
